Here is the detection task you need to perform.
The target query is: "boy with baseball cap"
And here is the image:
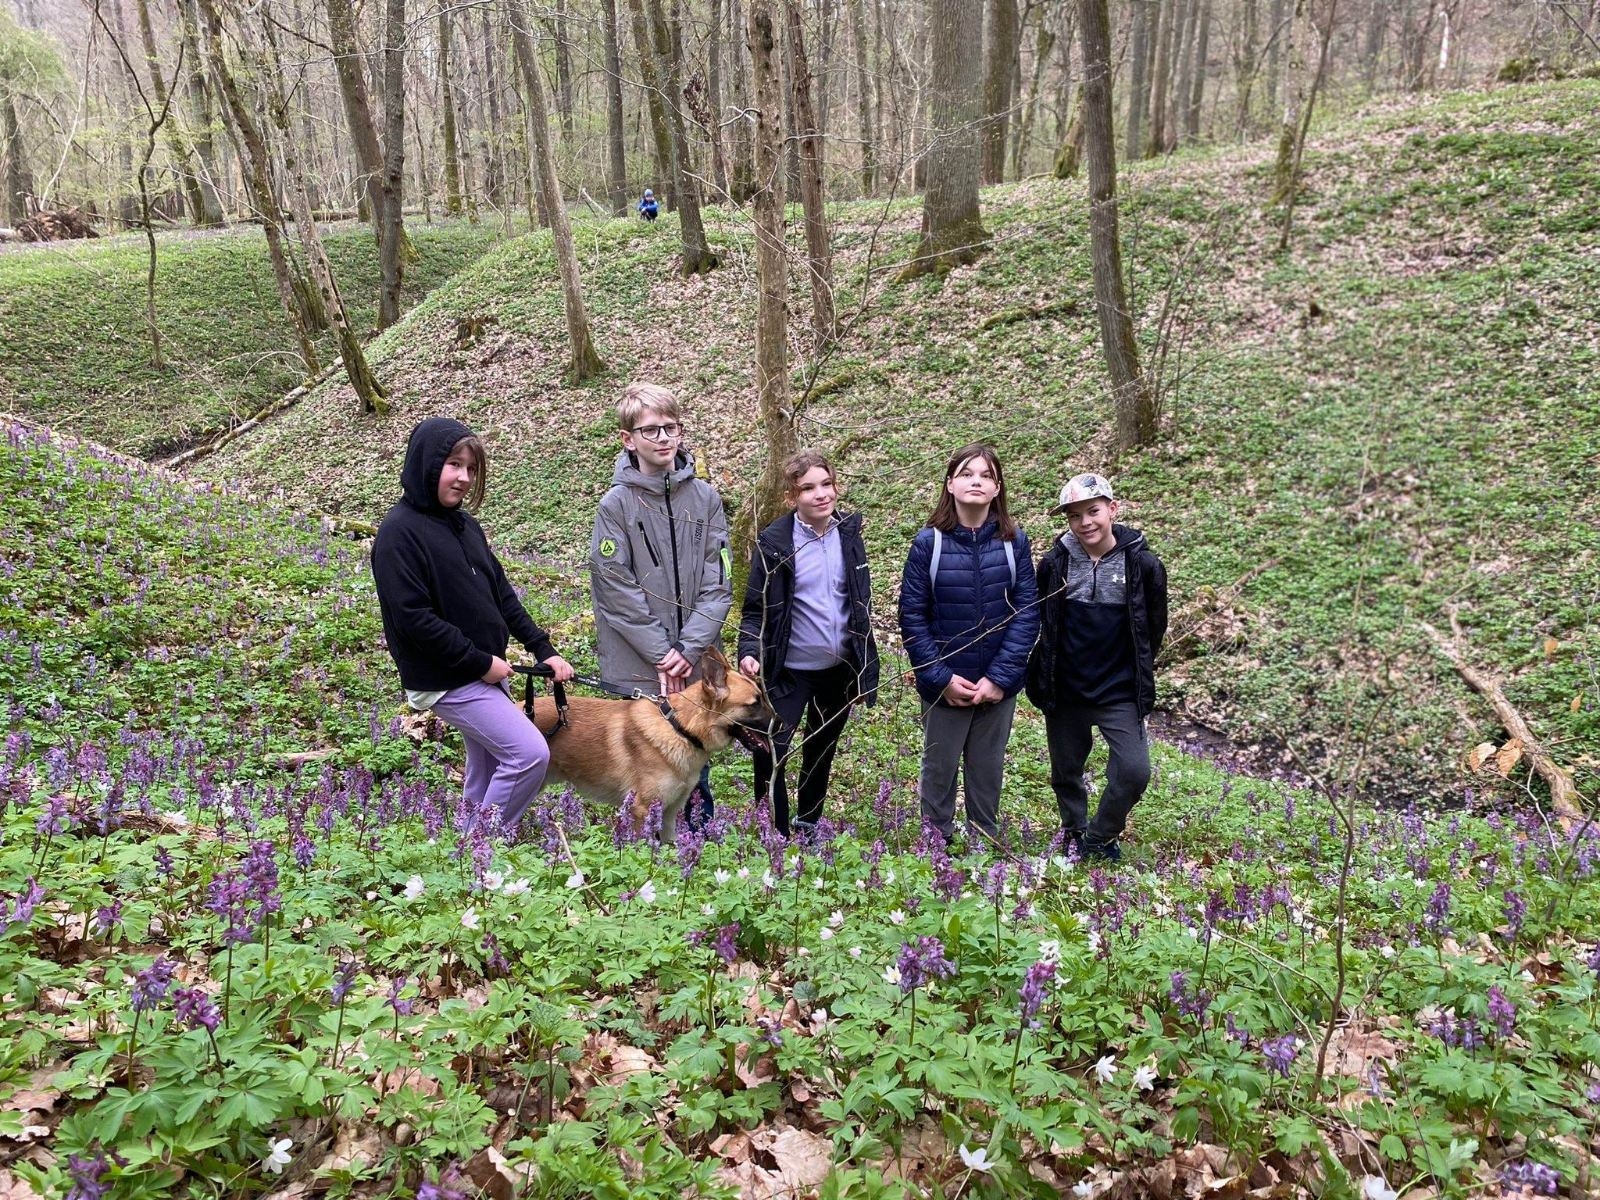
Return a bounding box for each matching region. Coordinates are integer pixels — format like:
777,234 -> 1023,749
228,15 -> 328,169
1024,473 -> 1168,861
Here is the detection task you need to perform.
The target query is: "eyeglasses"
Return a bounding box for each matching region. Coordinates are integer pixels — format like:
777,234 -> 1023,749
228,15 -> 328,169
632,423 -> 682,442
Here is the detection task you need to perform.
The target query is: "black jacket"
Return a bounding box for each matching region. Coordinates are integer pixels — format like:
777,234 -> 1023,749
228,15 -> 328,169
371,417 -> 556,691
738,512 -> 880,705
1025,523 -> 1168,717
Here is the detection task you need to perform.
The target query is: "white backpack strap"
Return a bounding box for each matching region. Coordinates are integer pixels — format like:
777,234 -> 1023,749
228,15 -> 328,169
1004,539 -> 1016,591
929,528 -> 943,589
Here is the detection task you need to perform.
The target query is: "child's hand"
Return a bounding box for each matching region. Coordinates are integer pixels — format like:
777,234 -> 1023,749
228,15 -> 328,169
942,675 -> 980,706
482,656 -> 513,685
739,656 -> 762,678
542,655 -> 576,682
657,647 -> 692,695
971,677 -> 1004,705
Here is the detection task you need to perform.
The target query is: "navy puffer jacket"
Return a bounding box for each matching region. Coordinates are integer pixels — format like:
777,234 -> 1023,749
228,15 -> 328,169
898,521 -> 1040,705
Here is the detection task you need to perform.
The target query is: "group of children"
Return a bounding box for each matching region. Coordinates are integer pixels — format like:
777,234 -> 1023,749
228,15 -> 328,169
371,386 -> 1168,861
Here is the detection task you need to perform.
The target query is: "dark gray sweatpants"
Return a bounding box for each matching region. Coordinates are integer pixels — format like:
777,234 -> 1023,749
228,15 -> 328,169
1045,701 -> 1151,848
918,695 -> 1017,841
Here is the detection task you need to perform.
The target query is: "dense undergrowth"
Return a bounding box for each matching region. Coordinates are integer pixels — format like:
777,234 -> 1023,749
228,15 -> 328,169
176,79 -> 1600,810
2,415 -> 1598,1194
0,220 -> 503,458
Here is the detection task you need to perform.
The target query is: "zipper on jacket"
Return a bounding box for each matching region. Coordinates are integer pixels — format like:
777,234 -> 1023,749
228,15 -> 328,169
636,522 -> 662,567
664,474 -> 685,638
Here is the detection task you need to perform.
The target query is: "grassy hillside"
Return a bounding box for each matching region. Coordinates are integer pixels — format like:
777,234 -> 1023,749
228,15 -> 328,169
0,219 -> 503,457
3,416 -> 1598,1199
192,81 -> 1600,809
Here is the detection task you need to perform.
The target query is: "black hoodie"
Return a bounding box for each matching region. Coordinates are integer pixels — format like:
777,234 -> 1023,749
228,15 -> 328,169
371,417 -> 556,691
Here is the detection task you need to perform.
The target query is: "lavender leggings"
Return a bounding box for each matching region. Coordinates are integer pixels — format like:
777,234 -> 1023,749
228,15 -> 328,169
430,680 -> 551,832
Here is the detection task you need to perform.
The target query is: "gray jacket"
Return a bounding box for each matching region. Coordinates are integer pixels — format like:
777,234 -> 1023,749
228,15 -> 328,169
589,449 -> 732,689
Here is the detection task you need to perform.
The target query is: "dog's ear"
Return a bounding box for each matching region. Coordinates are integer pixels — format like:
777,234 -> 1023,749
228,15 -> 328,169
701,646 -> 730,701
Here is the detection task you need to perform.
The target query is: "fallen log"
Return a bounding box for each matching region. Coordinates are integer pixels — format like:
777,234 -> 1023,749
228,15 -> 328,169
1422,618 -> 1584,831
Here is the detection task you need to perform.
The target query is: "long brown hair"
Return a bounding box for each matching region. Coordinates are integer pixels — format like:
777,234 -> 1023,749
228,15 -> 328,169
449,435 -> 489,513
924,442 -> 1017,540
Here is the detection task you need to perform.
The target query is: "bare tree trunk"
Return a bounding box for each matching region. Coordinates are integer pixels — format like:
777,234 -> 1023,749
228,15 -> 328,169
1277,0 -> 1339,250
1235,0 -> 1259,133
260,8 -> 390,414
1053,81 -> 1086,177
1012,10 -> 1056,179
1,95 -> 33,225
727,0 -> 755,202
1265,0 -> 1287,111
196,0 -> 320,374
785,0 -> 834,347
599,0 -> 630,214
903,0 -> 988,279
1186,0 -> 1212,139
622,0 -> 678,209
643,0 -> 716,273
1147,0 -> 1176,155
439,1 -> 464,215
746,0 -> 794,535
379,0 -> 407,328
328,0 -> 388,238
179,0 -> 226,224
982,0 -> 1018,183
508,0 -> 605,380
550,0 -> 576,141
1271,0 -> 1305,200
846,0 -> 875,194
1123,0 -> 1151,159
133,0 -> 205,223
1171,0 -> 1198,143
705,0 -> 730,198
1078,0 -> 1156,449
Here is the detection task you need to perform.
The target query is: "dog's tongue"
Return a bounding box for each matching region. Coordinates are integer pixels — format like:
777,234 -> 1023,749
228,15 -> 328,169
732,725 -> 770,754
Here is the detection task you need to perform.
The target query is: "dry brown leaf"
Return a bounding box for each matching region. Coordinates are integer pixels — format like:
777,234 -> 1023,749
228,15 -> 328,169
603,1043 -> 658,1084
733,1044 -> 776,1089
710,1132 -> 754,1164
1494,738 -> 1524,777
463,1145 -> 520,1200
766,1126 -> 833,1188
0,1173 -> 45,1200
1572,693 -> 1584,713
260,1183 -> 311,1200
713,1160 -> 785,1200
1543,637 -> 1559,659
318,1124 -> 383,1174
1466,742 -> 1497,772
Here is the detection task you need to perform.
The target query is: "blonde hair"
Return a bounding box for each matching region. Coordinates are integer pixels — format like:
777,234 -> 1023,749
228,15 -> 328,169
616,382 -> 682,430
783,449 -> 837,495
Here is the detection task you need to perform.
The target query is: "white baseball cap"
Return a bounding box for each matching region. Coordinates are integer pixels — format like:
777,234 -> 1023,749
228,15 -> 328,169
1049,472 -> 1114,514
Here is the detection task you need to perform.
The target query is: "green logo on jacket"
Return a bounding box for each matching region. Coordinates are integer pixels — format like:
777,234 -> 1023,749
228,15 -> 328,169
599,538 -> 616,558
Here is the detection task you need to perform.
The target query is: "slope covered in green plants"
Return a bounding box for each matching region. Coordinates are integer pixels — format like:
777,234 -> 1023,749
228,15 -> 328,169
0,219 -> 504,458
2,415 -> 1598,1199
195,80 -> 1600,809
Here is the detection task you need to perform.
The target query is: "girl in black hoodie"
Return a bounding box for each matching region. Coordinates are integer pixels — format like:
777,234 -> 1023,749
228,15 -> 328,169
372,418 -> 574,833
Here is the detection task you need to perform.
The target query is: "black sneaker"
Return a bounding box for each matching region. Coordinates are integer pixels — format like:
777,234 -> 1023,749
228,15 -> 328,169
1081,839 -> 1122,864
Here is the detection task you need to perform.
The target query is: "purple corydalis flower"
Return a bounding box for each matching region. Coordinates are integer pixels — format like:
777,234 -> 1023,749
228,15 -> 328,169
92,902 -> 122,938
131,957 -> 177,1013
417,1164 -> 469,1200
1170,970 -> 1212,1023
36,794 -> 68,836
755,1015 -> 784,1047
172,987 -> 220,1031
1018,959 -> 1055,1028
1423,882 -> 1451,935
981,861 -> 1008,906
1,878 -> 45,936
896,936 -> 956,994
1503,890 -> 1526,940
1499,1159 -> 1561,1196
387,976 -> 414,1016
1586,942 -> 1600,976
1486,985 -> 1516,1039
1261,1035 -> 1298,1079
329,961 -> 359,1004
64,1152 -> 113,1200
712,922 -> 740,965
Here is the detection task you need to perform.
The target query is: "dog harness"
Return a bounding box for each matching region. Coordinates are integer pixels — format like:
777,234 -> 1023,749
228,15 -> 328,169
516,665 -> 705,750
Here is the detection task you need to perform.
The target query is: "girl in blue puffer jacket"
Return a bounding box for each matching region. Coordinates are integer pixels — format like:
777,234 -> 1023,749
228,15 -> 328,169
898,443 -> 1039,845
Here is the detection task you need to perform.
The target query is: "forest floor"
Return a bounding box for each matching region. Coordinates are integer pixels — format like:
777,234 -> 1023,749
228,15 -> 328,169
0,218 -> 503,458
2,79 -> 1599,1200
170,77 -> 1600,814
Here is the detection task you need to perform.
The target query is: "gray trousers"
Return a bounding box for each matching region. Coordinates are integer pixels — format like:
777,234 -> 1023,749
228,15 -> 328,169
1045,701 -> 1150,848
918,695 -> 1018,840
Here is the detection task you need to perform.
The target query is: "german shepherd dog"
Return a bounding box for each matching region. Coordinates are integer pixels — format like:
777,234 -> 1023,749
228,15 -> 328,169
529,648 -> 775,838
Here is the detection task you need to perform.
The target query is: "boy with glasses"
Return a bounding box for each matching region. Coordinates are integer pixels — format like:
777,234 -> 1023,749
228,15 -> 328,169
589,382 -> 733,825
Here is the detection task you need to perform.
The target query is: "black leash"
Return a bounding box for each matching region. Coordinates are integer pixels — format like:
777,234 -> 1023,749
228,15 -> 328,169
513,665 -> 704,750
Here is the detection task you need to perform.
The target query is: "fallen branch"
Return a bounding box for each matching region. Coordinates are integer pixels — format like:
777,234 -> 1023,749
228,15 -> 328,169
978,297 -> 1082,331
159,364 -> 340,470
1422,617 -> 1583,831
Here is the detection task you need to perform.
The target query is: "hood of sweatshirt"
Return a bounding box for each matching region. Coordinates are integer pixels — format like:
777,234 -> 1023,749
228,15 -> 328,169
400,417 -> 475,516
610,447 -> 701,495
1058,522 -> 1146,564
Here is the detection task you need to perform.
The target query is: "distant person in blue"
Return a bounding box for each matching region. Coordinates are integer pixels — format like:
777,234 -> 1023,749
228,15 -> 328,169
638,188 -> 659,222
